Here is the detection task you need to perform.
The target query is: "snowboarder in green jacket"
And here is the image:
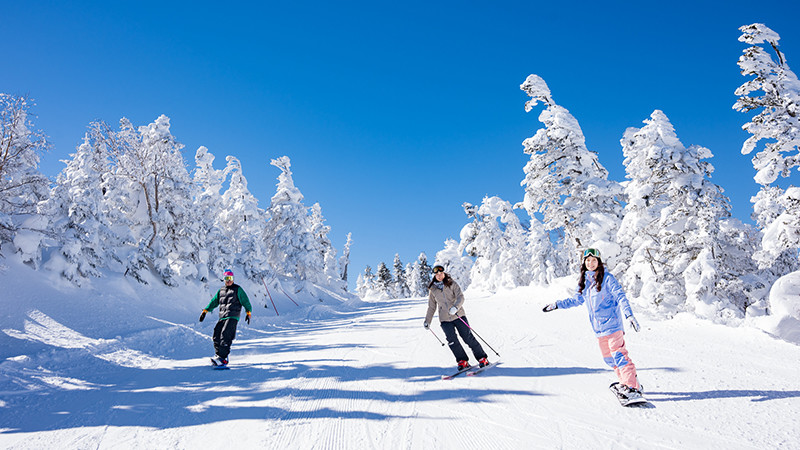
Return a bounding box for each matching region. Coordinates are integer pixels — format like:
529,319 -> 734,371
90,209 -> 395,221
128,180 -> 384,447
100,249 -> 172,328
199,269 -> 252,367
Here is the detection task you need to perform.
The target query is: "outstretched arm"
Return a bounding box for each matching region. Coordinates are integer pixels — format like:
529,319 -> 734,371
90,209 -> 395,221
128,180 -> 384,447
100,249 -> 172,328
204,290 -> 221,312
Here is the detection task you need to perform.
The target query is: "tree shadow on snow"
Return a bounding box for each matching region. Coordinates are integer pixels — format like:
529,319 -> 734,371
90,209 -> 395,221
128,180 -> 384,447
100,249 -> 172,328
647,389 -> 800,403
0,355 -> 543,434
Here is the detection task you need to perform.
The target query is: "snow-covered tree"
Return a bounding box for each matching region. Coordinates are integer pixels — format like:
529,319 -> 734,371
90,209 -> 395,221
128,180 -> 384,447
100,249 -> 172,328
375,262 -> 393,298
461,197 -> 532,292
523,210 -> 560,286
716,218 -> 765,318
339,232 -> 353,288
735,24 -> 800,187
0,94 -> 50,259
92,115 -> 200,285
356,265 -> 375,298
519,75 -> 623,270
263,156 -> 323,283
392,253 -> 411,298
43,133 -> 120,282
433,240 -> 472,289
618,110 -> 741,319
310,203 -> 341,289
734,23 -> 800,274
192,146 -> 236,281
406,252 -> 433,297
220,155 -> 268,280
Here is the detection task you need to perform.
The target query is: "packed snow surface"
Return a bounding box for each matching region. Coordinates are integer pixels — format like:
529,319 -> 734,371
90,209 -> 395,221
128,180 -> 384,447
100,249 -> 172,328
1,261 -> 798,449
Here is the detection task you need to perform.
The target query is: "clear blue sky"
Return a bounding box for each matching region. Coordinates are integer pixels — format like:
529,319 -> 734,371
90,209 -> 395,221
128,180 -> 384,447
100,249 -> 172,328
4,1 -> 799,289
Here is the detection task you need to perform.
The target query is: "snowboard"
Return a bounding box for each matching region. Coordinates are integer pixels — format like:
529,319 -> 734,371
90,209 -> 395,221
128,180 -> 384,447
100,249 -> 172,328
609,382 -> 648,407
211,358 -> 230,370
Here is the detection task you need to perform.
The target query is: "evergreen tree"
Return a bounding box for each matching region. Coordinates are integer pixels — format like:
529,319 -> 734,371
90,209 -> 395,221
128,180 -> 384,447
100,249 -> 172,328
524,210 -> 560,286
43,133 -> 119,282
734,23 -> 800,275
619,110 -> 743,319
310,203 -> 341,289
406,252 -> 433,296
375,262 -> 393,299
94,115 -> 199,285
192,146 -> 228,281
461,197 -> 531,291
356,265 -> 375,298
519,75 -> 623,270
221,155 -> 268,280
433,240 -> 472,289
0,94 -> 50,259
392,253 -> 411,298
339,232 -> 353,289
264,156 -> 323,283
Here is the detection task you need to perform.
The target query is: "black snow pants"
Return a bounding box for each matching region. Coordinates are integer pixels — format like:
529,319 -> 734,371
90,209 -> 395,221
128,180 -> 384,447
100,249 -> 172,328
440,315 -> 487,363
213,318 -> 239,360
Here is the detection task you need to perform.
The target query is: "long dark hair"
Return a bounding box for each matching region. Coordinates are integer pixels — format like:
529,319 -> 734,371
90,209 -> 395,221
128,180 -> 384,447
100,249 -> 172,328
578,257 -> 605,293
428,273 -> 454,289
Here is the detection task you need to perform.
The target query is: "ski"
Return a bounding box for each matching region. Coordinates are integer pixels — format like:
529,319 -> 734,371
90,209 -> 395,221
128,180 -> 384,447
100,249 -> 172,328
609,382 -> 648,407
466,361 -> 500,376
441,365 -> 476,380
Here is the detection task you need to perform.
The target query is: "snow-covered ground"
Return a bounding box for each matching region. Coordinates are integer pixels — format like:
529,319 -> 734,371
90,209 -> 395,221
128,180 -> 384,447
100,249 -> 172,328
1,259 -> 799,449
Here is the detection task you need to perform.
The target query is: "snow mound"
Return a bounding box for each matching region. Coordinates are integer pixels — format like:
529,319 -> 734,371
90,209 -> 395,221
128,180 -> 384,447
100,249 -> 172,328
755,271 -> 800,345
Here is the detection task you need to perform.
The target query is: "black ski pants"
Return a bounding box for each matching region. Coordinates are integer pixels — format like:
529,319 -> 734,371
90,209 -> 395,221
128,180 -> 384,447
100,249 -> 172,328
213,318 -> 239,360
440,315 -> 487,363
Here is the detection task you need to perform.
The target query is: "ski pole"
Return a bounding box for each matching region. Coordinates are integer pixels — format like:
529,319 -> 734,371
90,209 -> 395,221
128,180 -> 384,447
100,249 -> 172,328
278,286 -> 300,306
261,278 -> 279,316
457,316 -> 500,357
429,327 -> 445,346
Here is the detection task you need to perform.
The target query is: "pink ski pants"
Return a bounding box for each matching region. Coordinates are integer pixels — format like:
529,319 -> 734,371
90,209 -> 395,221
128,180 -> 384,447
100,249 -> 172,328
597,330 -> 639,389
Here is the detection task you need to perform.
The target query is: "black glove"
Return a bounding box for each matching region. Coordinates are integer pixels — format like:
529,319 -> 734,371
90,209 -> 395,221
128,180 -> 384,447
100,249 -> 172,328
199,310 -> 207,322
245,311 -> 251,325
542,303 -> 558,313
423,321 -> 429,329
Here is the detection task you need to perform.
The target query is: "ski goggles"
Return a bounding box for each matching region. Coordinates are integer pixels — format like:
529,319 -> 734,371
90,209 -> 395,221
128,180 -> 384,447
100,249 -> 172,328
224,276 -> 234,281
432,266 -> 445,274
583,248 -> 601,259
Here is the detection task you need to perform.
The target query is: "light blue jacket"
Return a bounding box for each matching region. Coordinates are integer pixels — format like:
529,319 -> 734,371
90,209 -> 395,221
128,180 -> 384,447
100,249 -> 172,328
556,271 -> 634,337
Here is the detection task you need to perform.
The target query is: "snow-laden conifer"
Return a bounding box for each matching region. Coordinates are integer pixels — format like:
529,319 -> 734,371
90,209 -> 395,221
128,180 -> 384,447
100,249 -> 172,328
525,211 -> 560,286
434,240 -> 472,289
735,23 -> 800,275
43,133 -> 120,281
619,110 -> 747,319
221,155 -> 270,280
519,75 -> 623,270
0,94 -> 50,259
264,156 -> 324,283
339,232 -> 353,288
310,203 -> 343,290
91,115 -> 199,285
392,253 -> 411,298
356,265 -> 375,298
191,146 -> 229,281
406,252 -> 433,296
374,262 -> 393,299
461,196 -> 531,291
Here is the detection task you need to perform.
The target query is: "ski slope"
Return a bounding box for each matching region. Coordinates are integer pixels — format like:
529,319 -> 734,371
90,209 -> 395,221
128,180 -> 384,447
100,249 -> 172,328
1,263 -> 799,449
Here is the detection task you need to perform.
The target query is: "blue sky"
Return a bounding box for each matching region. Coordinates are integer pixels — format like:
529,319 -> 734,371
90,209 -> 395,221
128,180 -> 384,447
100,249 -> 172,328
4,1 -> 799,289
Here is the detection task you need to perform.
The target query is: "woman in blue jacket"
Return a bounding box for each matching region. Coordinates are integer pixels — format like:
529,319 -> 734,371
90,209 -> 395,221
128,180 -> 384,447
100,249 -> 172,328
542,248 -> 643,398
